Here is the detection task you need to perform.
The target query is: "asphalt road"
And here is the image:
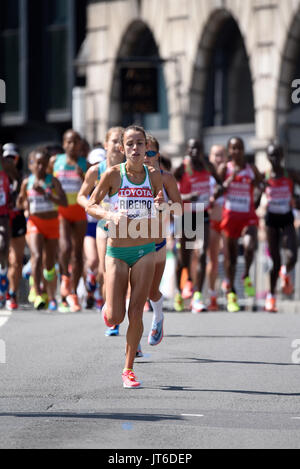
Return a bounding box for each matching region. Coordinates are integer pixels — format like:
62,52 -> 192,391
0,304 -> 300,450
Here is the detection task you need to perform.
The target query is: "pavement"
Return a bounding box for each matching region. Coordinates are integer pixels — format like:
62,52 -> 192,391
0,302 -> 300,450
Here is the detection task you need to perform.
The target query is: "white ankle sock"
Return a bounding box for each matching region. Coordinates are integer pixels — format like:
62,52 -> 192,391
150,295 -> 164,323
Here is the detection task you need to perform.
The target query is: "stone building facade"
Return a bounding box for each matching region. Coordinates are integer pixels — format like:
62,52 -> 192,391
76,0 -> 300,169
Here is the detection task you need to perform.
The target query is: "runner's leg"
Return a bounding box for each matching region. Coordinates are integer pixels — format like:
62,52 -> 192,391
0,217 -> 11,305
148,245 -> 166,344
58,216 -> 72,279
44,238 -> 59,302
84,234 -> 98,306
195,222 -> 210,293
266,225 -> 281,296
126,252 -> 155,370
70,220 -> 87,294
96,228 -> 107,301
26,233 -> 44,297
282,224 -> 298,273
243,225 -> 258,279
104,255 -> 129,326
207,227 -> 221,293
8,236 -> 25,297
148,245 -> 166,302
224,235 -> 238,293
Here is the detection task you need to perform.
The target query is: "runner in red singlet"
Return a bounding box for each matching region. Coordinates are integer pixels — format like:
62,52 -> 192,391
174,138 -> 221,313
218,137 -> 264,312
264,143 -> 300,312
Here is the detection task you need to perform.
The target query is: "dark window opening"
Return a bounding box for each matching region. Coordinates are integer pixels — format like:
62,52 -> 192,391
203,18 -> 254,127
118,24 -> 168,130
0,0 -> 20,113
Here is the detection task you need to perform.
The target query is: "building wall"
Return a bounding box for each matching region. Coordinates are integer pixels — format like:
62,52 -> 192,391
81,0 -> 300,167
0,0 -> 88,153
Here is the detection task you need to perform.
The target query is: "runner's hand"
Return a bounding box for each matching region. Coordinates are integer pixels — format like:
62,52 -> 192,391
110,210 -> 128,226
154,190 -> 166,211
33,182 -> 46,195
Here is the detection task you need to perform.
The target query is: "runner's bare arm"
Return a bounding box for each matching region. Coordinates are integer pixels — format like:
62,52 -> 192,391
51,177 -> 68,207
86,167 -> 119,221
16,179 -> 29,211
48,155 -> 56,174
251,164 -> 265,187
205,160 -> 222,186
148,167 -> 166,211
218,163 -> 227,184
77,165 -> 99,209
163,172 -> 183,208
173,163 -> 185,182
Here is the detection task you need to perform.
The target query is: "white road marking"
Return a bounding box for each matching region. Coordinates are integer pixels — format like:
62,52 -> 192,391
181,414 -> 204,418
0,310 -> 12,329
0,318 -> 8,328
291,417 -> 300,420
0,311 -> 12,317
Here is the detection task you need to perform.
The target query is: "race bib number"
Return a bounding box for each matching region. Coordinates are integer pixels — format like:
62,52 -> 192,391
267,186 -> 291,214
60,178 -> 81,194
118,198 -> 155,219
268,199 -> 291,214
56,170 -> 82,194
225,194 -> 250,213
196,193 -> 210,209
28,191 -> 55,214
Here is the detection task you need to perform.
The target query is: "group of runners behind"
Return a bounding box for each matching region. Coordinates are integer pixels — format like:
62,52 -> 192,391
0,127 -> 299,387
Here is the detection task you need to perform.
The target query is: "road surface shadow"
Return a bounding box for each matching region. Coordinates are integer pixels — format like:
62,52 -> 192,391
166,335 -> 284,339
155,357 -> 297,366
0,411 -> 183,422
150,386 -> 300,396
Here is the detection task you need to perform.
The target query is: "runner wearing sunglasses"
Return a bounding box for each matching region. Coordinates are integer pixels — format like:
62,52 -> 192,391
144,135 -> 182,346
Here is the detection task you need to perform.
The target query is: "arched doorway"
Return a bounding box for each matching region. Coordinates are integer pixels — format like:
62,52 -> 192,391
189,10 -> 255,155
277,11 -> 300,169
109,21 -> 168,139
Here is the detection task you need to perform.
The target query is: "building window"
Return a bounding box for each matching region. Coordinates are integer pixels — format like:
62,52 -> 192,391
203,18 -> 254,127
44,0 -> 69,111
0,0 -> 20,113
117,22 -> 169,131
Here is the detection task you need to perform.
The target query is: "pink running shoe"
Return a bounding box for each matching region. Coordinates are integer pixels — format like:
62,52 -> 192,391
122,369 -> 141,388
182,280 -> 193,300
279,268 -> 294,296
66,294 -> 81,313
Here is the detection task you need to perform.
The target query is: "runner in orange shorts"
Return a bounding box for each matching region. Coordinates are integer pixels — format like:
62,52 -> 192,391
218,137 -> 264,312
18,148 -> 67,310
49,130 -> 89,312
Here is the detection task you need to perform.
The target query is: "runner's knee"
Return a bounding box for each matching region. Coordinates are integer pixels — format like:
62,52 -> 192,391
0,230 -> 8,253
105,305 -> 125,325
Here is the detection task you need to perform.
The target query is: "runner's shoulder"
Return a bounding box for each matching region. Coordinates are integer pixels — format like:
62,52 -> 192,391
86,163 -> 100,178
161,169 -> 172,179
147,165 -> 163,184
104,164 -> 122,181
22,177 -> 29,186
